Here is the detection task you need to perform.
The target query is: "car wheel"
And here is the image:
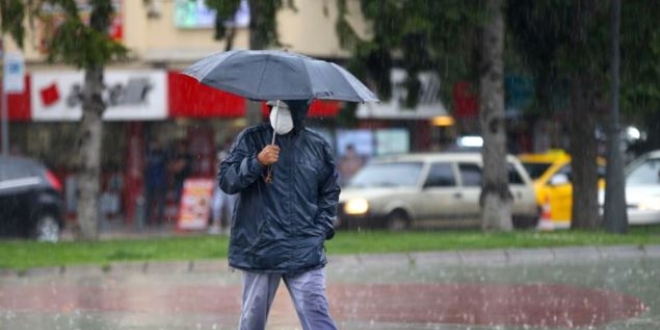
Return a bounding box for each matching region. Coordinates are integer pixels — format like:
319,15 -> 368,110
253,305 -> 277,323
34,214 -> 60,242
387,211 -> 409,231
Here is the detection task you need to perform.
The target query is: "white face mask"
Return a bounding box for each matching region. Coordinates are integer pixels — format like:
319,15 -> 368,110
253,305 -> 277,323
269,102 -> 294,135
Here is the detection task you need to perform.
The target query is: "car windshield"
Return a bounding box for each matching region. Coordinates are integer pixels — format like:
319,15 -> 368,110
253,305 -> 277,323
626,157 -> 660,185
521,162 -> 552,180
347,161 -> 423,188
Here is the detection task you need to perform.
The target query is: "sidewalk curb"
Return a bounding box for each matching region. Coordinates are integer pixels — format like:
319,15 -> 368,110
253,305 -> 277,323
3,244 -> 659,279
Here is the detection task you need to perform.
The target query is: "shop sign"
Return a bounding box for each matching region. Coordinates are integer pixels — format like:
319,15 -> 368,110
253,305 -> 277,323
356,68 -> 448,119
31,71 -> 167,121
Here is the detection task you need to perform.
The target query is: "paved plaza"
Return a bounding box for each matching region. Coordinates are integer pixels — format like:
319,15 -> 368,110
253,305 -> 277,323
1,245 -> 659,329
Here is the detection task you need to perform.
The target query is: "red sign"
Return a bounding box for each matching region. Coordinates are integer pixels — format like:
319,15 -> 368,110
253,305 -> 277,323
1,75 -> 31,121
259,100 -> 341,117
309,100 -> 341,117
453,81 -> 478,118
168,72 -> 246,118
169,71 -> 341,119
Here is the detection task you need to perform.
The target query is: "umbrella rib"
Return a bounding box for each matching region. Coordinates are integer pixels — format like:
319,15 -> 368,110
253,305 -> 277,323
255,54 -> 271,100
303,58 -> 316,100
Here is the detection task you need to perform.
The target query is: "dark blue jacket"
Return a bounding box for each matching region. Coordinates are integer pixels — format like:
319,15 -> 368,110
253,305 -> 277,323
218,122 -> 340,274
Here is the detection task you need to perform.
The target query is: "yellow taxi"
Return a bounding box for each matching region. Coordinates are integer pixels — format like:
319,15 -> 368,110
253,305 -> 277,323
517,150 -> 605,230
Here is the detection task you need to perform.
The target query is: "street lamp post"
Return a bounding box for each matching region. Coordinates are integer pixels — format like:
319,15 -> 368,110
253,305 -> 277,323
0,36 -> 8,156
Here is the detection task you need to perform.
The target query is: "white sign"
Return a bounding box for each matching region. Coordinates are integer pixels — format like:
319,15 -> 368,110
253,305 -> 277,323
3,52 -> 25,93
31,70 -> 167,121
357,68 -> 448,119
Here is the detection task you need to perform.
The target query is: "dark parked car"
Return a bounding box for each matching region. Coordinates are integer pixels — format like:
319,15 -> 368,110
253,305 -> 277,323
0,155 -> 64,242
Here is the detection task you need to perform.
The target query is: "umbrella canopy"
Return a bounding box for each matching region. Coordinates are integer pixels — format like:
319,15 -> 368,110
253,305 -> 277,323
182,49 -> 379,103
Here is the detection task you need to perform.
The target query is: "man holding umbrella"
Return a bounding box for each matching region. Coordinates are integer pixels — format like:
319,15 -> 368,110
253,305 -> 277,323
218,99 -> 340,330
186,49 -> 377,329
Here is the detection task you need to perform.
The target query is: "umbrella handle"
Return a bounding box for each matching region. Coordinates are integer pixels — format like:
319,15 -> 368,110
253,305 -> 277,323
265,169 -> 273,183
270,100 -> 280,145
265,100 -> 280,184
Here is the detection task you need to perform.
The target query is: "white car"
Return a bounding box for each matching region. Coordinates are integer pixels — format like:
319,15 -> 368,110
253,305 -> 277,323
620,150 -> 660,225
337,152 -> 539,230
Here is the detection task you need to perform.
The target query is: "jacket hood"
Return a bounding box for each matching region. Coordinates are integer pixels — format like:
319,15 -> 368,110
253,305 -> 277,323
278,99 -> 311,132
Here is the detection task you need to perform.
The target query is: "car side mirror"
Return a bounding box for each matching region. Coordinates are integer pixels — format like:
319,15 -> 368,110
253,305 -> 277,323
549,173 -> 569,186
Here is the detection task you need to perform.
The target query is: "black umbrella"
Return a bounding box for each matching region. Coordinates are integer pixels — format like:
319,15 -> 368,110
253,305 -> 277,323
182,49 -> 379,103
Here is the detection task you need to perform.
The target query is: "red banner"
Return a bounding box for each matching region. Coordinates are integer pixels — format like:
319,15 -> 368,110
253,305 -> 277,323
168,72 -> 246,118
260,100 -> 341,117
1,75 -> 31,121
453,81 -> 478,118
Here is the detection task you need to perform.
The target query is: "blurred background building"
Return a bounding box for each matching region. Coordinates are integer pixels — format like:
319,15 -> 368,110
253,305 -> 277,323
2,0 -> 458,225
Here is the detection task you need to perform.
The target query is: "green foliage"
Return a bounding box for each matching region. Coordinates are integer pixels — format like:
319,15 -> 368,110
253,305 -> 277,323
46,19 -> 127,68
204,0 -> 242,40
507,0 -> 660,124
506,0 -> 611,115
620,0 -> 660,117
335,0 -> 483,108
0,0 -> 26,48
0,0 -> 127,68
44,0 -> 128,68
204,0 -> 296,48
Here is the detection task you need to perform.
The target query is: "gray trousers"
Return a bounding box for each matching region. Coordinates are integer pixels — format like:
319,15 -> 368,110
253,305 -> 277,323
238,268 -> 338,330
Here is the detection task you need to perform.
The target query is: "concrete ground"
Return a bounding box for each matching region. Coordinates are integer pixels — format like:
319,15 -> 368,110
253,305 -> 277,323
1,245 -> 659,330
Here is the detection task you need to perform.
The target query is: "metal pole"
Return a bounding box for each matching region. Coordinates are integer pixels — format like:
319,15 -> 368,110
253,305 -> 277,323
1,36 -> 8,156
1,88 -> 6,156
604,0 -> 627,233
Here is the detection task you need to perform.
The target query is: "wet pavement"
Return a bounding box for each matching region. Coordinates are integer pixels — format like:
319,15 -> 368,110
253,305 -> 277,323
1,245 -> 659,330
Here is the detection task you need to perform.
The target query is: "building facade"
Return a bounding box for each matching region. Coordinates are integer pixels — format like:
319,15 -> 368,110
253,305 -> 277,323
3,0 -> 451,225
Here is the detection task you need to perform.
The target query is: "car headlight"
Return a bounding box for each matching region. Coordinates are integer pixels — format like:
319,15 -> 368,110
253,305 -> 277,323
344,198 -> 369,215
638,198 -> 660,211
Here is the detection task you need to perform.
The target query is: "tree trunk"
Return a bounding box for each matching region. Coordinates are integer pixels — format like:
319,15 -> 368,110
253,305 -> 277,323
479,0 -> 513,231
75,67 -> 106,240
569,76 -> 600,229
568,0 -> 601,230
